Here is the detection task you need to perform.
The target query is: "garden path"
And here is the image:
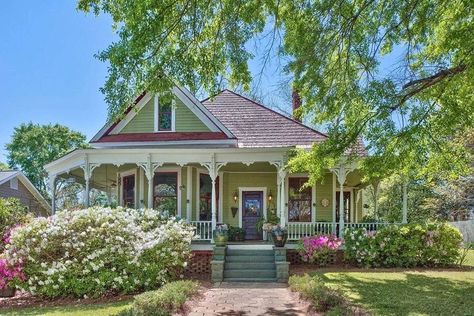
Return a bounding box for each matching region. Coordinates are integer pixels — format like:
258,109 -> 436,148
184,282 -> 311,316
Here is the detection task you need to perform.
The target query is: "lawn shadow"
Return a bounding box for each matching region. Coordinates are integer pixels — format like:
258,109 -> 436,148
317,271 -> 474,316
2,300 -> 131,316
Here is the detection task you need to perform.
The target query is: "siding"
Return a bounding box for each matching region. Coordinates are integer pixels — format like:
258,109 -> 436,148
120,97 -> 210,134
0,180 -> 47,215
175,99 -> 210,132
121,98 -> 155,133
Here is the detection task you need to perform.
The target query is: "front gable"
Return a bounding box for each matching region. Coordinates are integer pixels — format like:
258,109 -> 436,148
90,86 -> 235,146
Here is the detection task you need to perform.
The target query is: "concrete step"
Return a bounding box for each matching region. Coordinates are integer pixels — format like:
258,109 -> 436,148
225,262 -> 276,270
225,255 -> 275,263
224,269 -> 276,279
223,278 -> 277,282
226,249 -> 274,257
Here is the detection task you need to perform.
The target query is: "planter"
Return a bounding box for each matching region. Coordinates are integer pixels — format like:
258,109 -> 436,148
0,286 -> 16,298
213,230 -> 228,247
272,230 -> 288,247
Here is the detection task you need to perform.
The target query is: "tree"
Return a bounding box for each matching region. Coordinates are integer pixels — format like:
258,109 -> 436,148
5,123 -> 88,197
0,162 -> 9,171
78,0 -> 474,181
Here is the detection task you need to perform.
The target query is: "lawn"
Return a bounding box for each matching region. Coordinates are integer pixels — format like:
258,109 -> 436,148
463,249 -> 474,267
317,270 -> 474,315
2,300 -> 131,316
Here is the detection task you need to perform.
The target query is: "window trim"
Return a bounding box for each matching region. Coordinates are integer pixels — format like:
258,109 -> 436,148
287,176 -> 314,223
120,169 -> 137,208
154,94 -> 176,132
153,167 -> 182,216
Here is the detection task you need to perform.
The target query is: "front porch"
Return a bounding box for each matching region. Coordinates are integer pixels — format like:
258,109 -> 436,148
45,148 -> 406,244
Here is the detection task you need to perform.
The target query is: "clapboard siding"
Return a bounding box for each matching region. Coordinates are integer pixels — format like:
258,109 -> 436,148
315,173 -> 334,221
120,97 -> 210,134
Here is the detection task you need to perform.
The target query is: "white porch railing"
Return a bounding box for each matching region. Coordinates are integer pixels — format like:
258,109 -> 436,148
190,221 -> 212,240
287,222 -> 399,240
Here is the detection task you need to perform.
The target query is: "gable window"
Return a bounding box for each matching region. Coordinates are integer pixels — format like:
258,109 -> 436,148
154,172 -> 177,215
199,173 -> 219,221
10,177 -> 18,190
288,177 -> 312,222
154,95 -> 175,132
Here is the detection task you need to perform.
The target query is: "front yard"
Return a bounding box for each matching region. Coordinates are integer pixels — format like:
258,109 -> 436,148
320,270 -> 474,315
2,301 -> 131,316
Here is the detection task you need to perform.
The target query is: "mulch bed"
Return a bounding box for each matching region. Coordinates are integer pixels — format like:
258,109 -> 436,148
0,291 -> 133,310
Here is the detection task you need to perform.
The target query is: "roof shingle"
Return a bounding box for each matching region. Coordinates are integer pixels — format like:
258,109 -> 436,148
202,90 -> 328,148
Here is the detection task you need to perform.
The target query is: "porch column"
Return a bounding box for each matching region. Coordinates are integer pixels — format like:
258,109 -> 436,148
186,166 -> 192,222
402,182 -> 408,223
138,155 -> 162,209
331,162 -> 355,237
201,155 -> 227,239
49,174 -> 57,214
81,155 -> 99,208
278,169 -> 287,227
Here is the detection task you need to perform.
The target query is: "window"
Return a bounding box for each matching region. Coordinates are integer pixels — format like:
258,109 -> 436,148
122,175 -> 135,208
288,177 -> 312,222
10,177 -> 18,190
154,172 -> 177,215
199,174 -> 219,221
155,95 -> 174,132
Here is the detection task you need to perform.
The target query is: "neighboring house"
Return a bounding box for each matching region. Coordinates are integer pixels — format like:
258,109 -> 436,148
0,171 -> 50,216
44,87 -> 373,242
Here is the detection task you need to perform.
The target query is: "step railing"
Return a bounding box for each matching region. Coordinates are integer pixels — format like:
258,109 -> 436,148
190,221 -> 212,240
287,222 -> 400,240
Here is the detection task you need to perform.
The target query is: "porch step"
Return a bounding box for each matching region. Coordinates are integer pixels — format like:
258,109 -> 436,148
223,277 -> 277,282
223,248 -> 277,282
225,255 -> 275,263
225,262 -> 276,270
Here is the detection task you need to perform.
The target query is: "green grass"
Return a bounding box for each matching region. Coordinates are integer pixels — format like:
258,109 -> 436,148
315,270 -> 474,315
462,249 -> 474,267
2,300 -> 131,316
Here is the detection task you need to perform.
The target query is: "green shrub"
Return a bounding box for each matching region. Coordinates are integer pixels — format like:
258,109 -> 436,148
344,222 -> 463,267
0,198 -> 32,251
289,274 -> 345,313
122,280 -> 199,316
4,207 -> 194,298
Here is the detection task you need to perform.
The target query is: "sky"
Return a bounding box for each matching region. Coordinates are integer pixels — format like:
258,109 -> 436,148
0,1 -> 114,162
0,1 -> 289,164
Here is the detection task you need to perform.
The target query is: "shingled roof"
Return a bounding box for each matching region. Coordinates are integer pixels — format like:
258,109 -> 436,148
202,90 -> 328,148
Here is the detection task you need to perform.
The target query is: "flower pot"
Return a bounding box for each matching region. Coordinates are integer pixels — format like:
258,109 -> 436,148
272,230 -> 288,247
0,286 -> 16,298
213,230 -> 228,247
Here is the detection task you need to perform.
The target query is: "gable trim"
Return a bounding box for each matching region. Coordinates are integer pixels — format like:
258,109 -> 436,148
109,93 -> 153,135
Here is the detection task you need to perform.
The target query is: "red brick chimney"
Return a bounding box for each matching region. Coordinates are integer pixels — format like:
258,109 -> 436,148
292,88 -> 302,122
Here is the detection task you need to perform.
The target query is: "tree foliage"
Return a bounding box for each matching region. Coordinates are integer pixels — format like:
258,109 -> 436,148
5,123 -> 88,197
78,0 -> 474,180
0,162 -> 9,171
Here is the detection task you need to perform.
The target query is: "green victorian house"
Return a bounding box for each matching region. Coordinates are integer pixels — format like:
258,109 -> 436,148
45,87 -> 374,244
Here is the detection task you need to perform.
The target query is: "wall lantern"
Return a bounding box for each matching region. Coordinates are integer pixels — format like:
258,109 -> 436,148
268,190 -> 273,202
233,191 -> 239,203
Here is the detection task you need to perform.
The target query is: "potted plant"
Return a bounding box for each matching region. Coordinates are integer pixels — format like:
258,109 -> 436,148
256,210 -> 280,242
271,225 -> 288,247
213,224 -> 229,246
228,226 -> 245,242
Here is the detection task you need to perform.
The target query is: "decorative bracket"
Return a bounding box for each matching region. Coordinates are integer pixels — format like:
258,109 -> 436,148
200,154 -> 227,180
80,155 -> 100,181
137,154 -> 164,180
330,162 -> 356,185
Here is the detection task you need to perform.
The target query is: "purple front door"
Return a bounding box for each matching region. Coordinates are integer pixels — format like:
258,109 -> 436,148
242,191 -> 263,240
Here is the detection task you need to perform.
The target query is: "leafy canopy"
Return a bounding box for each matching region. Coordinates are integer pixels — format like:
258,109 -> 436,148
78,0 -> 474,181
5,123 -> 88,196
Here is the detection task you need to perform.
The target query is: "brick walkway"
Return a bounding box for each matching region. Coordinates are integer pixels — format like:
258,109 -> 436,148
186,282 -> 310,316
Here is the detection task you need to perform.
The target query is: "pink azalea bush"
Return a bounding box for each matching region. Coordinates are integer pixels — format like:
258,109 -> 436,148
297,234 -> 343,266
0,258 -> 24,289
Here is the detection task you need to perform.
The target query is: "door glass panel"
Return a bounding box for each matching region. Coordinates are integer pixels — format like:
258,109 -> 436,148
244,196 -> 261,216
288,177 -> 312,222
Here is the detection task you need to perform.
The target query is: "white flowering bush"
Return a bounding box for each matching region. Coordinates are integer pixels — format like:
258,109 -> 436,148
4,207 -> 194,298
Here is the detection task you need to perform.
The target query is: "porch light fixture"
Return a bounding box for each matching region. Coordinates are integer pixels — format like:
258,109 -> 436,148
232,191 -> 238,203
268,190 -> 273,201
